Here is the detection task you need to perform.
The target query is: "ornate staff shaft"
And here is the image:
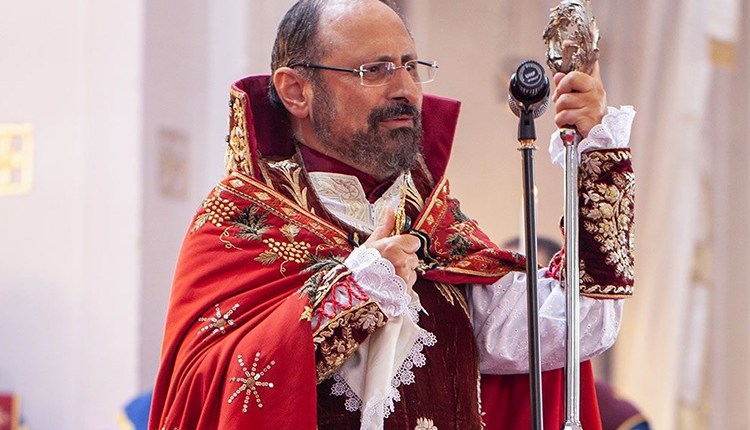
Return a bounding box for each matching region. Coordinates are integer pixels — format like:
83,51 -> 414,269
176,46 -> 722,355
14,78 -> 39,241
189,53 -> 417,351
543,2 -> 600,429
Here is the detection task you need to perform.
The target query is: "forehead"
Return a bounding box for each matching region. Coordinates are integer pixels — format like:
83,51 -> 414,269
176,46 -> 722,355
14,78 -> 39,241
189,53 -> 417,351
317,1 -> 416,63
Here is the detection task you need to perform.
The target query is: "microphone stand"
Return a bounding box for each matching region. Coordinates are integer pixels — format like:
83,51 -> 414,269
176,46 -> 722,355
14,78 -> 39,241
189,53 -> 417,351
517,107 -> 544,430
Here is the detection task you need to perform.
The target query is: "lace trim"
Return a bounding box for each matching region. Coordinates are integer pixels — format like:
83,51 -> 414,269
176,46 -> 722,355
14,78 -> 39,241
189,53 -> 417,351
549,105 -> 635,166
582,105 -> 636,151
345,246 -> 410,319
406,292 -> 426,323
330,327 -> 438,427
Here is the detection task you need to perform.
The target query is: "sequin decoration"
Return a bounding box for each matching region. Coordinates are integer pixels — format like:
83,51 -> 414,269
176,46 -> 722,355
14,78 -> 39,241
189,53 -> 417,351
227,352 -> 277,412
197,303 -> 240,342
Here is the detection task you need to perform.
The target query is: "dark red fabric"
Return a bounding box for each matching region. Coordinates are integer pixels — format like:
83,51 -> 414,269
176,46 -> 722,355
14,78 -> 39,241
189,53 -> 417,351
481,361 -> 602,430
578,149 -> 635,298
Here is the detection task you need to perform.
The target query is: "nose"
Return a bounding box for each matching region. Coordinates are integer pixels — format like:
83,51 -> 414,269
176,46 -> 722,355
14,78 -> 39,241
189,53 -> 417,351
387,66 -> 421,106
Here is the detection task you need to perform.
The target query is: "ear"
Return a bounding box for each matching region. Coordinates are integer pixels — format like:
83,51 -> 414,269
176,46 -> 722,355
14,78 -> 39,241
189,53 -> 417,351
273,67 -> 311,119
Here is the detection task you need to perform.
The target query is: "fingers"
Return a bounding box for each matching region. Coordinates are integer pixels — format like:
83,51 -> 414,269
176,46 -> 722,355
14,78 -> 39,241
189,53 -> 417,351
365,208 -> 396,245
372,237 -> 420,290
551,61 -> 607,137
552,71 -> 598,102
553,72 -> 566,88
362,209 -> 421,289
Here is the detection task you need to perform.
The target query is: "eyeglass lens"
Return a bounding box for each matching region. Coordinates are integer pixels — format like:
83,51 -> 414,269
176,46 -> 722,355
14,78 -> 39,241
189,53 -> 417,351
360,61 -> 435,86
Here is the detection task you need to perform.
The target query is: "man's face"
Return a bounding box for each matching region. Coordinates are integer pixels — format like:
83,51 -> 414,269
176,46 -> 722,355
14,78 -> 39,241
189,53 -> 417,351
306,1 -> 424,180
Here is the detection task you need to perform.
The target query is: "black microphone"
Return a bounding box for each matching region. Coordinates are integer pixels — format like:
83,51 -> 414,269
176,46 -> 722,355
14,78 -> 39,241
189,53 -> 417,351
508,60 -> 550,119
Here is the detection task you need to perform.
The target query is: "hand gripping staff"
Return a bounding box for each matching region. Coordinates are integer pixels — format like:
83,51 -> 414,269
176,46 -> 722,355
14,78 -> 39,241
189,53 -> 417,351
543,1 -> 601,429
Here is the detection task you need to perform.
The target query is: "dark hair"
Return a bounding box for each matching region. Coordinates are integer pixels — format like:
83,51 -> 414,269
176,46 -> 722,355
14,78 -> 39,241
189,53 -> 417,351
268,0 -> 402,111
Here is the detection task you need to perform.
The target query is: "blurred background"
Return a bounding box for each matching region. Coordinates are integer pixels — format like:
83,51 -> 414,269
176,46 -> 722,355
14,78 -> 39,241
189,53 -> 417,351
0,0 -> 747,428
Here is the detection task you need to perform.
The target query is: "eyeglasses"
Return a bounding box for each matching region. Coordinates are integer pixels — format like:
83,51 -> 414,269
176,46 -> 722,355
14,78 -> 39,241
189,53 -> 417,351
289,59 -> 438,87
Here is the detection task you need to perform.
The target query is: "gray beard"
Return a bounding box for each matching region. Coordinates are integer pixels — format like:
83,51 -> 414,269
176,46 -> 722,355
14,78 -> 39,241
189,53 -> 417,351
311,85 -> 423,179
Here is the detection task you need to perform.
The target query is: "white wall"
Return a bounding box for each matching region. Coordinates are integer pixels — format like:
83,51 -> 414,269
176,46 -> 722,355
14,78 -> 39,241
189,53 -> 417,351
404,0 -> 568,245
139,0 -> 214,393
0,0 -> 143,429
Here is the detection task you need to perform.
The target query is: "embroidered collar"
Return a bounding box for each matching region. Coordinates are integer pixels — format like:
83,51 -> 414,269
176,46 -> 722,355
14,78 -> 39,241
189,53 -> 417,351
308,171 -> 406,234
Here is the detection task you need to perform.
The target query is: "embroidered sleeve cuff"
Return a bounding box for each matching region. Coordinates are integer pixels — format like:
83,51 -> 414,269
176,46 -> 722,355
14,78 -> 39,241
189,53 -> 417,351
345,245 -> 411,318
549,106 -> 636,167
578,148 -> 635,298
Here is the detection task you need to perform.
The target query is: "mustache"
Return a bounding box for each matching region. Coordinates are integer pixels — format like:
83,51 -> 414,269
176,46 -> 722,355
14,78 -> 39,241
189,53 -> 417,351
368,103 -> 421,128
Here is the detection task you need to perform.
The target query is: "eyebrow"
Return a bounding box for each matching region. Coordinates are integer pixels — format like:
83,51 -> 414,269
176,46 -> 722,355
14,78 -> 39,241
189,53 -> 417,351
373,53 -> 417,64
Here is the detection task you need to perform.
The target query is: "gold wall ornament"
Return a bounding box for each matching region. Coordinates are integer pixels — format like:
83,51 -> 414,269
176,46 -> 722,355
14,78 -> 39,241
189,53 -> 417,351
0,123 -> 34,196
710,38 -> 737,68
543,0 -> 600,74
156,127 -> 190,200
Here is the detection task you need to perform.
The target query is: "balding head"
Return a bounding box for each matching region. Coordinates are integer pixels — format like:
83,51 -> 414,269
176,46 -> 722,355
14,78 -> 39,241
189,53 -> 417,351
268,0 -> 404,110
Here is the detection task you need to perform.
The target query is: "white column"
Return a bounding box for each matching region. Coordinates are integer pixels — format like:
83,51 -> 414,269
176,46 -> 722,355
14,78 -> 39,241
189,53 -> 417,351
78,0 -> 144,427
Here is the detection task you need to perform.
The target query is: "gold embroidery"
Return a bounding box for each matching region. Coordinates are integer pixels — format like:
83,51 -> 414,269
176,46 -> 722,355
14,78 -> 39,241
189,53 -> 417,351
580,150 -> 635,282
215,204 -> 273,250
309,171 -> 409,233
579,260 -> 633,296
394,178 -> 409,235
404,170 -> 425,212
581,283 -> 633,297
313,303 -> 386,382
192,188 -> 239,232
220,227 -> 243,250
255,192 -> 271,201
228,352 -> 276,412
434,283 -> 469,317
300,305 -> 313,322
225,91 -> 252,176
255,224 -> 312,274
217,173 -> 350,248
266,159 -> 311,211
415,418 -> 438,430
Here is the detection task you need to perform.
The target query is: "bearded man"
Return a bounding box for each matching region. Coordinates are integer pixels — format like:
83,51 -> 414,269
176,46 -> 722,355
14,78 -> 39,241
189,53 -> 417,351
150,1 -> 636,429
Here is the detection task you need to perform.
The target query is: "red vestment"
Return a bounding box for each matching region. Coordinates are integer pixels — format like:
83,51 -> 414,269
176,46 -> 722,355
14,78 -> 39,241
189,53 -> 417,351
150,75 -> 634,429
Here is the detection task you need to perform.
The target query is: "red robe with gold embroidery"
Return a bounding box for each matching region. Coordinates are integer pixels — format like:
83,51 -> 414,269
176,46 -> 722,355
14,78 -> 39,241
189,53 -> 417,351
149,75 -> 634,430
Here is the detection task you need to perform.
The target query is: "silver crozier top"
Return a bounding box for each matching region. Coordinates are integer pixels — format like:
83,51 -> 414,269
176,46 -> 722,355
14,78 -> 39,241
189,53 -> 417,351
542,0 -> 600,74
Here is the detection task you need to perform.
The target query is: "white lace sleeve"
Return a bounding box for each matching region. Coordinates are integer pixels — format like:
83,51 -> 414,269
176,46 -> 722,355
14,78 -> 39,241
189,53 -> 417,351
345,245 -> 410,319
549,105 -> 636,166
469,269 -> 623,374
